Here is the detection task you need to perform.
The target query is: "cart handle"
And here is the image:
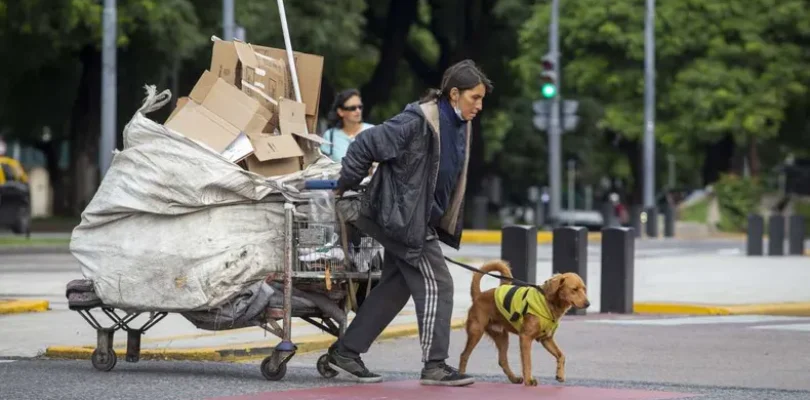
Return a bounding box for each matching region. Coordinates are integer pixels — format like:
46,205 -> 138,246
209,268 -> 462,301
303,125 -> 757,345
303,179 -> 338,190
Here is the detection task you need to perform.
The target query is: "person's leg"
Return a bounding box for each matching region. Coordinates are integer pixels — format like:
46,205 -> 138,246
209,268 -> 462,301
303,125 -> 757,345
398,237 -> 474,386
327,249 -> 411,382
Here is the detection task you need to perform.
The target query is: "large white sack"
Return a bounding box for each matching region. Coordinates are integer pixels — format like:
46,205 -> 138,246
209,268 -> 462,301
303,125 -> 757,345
70,86 -> 341,312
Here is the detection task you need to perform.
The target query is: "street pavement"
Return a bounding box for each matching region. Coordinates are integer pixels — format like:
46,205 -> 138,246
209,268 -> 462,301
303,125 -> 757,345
2,238 -> 810,358
1,314 -> 809,399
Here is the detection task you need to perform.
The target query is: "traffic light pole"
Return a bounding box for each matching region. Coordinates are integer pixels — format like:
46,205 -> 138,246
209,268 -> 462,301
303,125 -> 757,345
548,0 -> 562,222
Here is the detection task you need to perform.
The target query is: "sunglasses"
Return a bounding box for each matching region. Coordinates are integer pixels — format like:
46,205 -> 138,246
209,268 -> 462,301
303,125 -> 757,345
340,104 -> 363,112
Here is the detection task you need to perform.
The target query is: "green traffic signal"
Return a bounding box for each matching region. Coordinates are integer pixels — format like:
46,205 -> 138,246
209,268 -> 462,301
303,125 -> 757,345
541,82 -> 557,98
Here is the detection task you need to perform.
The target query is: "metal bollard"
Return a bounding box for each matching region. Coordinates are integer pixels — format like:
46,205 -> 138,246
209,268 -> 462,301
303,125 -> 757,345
663,205 -> 675,238
631,205 -> 643,237
645,207 -> 658,238
788,215 -> 806,255
746,214 -> 764,256
500,225 -> 538,285
552,226 -> 588,315
768,214 -> 785,256
600,227 -> 635,314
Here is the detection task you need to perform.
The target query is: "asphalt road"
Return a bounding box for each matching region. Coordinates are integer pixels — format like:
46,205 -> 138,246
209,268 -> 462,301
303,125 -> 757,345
1,314 -> 808,400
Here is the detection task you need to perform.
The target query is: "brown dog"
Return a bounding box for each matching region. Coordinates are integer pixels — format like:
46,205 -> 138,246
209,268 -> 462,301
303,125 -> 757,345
458,260 -> 589,386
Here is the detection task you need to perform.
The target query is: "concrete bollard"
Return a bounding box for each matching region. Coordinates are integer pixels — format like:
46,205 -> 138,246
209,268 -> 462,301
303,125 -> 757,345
552,226 -> 588,315
500,225 -> 537,285
645,207 -> 658,238
746,214 -> 764,256
600,227 -> 635,314
768,214 -> 785,256
788,215 -> 806,255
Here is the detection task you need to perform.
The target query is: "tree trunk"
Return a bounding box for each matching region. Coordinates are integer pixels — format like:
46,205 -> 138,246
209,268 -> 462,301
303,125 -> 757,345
66,45 -> 102,216
359,0 -> 419,118
747,137 -> 760,177
701,134 -> 735,185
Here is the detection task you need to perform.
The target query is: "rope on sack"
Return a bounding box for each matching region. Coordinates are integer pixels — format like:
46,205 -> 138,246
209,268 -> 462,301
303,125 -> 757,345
138,85 -> 173,115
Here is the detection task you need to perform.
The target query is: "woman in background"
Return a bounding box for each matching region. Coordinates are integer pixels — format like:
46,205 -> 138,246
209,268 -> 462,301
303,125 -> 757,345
321,88 -> 374,163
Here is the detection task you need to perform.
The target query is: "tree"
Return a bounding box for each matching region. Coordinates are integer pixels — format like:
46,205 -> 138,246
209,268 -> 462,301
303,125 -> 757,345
513,0 -> 810,204
0,0 -> 206,214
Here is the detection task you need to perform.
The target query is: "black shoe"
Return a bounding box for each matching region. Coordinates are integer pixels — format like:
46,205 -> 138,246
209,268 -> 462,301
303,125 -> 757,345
420,362 -> 475,386
326,345 -> 383,383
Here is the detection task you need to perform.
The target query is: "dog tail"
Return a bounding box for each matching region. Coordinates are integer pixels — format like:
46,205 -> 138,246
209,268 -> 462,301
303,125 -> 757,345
470,260 -> 513,299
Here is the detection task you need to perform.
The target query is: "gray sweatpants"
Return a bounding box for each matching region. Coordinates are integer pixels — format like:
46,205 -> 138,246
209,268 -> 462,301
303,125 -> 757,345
337,236 -> 453,364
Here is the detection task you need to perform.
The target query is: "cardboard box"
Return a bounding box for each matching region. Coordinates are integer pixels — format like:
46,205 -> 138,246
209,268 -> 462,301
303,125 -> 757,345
210,37 -> 323,134
165,70 -> 273,160
242,98 -> 328,177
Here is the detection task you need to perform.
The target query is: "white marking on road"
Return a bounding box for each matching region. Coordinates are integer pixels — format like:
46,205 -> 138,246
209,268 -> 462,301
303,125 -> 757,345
0,360 -> 17,363
716,248 -> 742,255
749,323 -> 810,332
586,315 -> 810,326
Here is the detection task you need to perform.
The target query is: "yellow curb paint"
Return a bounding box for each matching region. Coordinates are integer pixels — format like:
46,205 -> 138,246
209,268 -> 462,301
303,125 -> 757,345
44,318 -> 467,363
0,299 -> 50,315
460,230 -> 601,245
634,302 -> 810,317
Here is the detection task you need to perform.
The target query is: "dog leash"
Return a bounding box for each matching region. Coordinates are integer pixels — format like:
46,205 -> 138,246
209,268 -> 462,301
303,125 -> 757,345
443,256 -> 545,294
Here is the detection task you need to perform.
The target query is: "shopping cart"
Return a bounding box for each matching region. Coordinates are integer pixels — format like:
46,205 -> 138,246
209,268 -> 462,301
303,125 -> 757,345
68,181 -> 383,381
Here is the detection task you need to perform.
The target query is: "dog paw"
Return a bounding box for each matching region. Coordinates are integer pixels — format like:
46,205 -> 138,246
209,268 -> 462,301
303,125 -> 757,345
509,376 -> 523,384
555,374 -> 565,383
524,377 -> 538,386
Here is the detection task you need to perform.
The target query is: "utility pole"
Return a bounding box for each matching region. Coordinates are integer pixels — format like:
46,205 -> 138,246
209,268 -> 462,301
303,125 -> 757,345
100,0 -> 117,177
643,0 -> 656,209
222,0 -> 235,41
548,0 -> 562,223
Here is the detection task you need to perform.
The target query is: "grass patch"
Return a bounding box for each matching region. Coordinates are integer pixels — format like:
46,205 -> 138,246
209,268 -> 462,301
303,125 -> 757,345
678,197 -> 710,223
0,236 -> 70,247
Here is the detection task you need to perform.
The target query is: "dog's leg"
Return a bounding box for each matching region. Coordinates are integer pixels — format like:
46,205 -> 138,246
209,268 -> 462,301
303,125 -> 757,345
540,336 -> 566,383
519,334 -> 537,386
489,329 -> 522,384
458,319 -> 485,374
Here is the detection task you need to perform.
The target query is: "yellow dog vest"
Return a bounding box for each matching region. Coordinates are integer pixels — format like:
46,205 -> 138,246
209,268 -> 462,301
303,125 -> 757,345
494,285 -> 559,336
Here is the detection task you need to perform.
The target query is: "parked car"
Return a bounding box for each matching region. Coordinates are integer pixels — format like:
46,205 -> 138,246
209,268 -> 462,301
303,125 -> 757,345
0,156 -> 31,236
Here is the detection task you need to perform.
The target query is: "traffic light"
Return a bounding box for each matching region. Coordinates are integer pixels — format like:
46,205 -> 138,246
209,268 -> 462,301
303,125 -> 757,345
540,53 -> 557,99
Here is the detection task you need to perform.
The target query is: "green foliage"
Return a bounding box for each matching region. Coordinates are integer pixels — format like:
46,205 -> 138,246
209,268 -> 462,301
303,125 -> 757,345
512,0 -> 810,192
713,174 -> 764,232
678,197 -> 709,223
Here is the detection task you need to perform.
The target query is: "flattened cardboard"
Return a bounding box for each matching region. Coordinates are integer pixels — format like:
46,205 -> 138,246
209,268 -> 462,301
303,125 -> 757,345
246,132 -> 303,162
166,97 -> 190,123
165,101 -> 241,153
165,70 -> 275,159
278,98 -> 328,145
245,155 -> 301,178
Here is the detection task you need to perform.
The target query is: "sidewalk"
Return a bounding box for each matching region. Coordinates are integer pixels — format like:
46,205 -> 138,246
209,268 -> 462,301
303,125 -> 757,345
3,253 -> 809,361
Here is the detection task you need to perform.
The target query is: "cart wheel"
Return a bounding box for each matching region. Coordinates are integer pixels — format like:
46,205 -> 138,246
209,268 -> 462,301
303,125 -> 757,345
316,354 -> 339,379
90,348 -> 117,372
260,357 -> 287,381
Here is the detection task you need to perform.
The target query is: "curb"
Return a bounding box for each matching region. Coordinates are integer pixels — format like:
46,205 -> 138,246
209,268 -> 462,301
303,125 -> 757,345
460,230 -> 602,245
44,318 -> 468,363
634,302 -> 810,317
0,299 -> 50,315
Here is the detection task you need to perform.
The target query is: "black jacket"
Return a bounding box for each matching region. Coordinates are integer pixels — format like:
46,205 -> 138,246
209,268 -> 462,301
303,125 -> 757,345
337,100 -> 471,266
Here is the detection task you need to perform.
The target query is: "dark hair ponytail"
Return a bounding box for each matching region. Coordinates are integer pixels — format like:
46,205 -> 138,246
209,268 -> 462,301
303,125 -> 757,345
419,59 -> 493,103
327,88 -> 361,129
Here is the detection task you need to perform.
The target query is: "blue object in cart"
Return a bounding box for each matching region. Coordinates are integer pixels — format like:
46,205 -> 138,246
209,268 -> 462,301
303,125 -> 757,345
304,180 -> 338,190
